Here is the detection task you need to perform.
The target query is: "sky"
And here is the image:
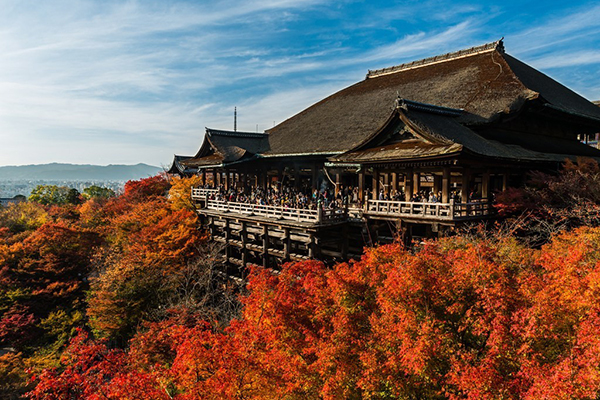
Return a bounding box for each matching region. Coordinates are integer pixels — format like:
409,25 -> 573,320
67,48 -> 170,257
0,0 -> 598,168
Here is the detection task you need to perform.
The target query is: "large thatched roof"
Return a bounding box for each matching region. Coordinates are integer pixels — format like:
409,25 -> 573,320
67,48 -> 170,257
265,40 -> 600,156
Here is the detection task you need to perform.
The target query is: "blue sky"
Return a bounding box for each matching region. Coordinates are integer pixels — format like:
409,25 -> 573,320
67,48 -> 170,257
0,0 -> 598,168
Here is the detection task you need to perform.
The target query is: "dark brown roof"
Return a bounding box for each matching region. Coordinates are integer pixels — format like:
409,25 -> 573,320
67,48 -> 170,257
332,106 -> 600,164
168,155 -> 195,174
175,128 -> 269,170
265,40 -> 600,157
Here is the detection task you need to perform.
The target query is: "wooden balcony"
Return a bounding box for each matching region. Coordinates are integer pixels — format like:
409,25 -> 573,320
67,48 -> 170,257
364,199 -> 493,221
203,199 -> 347,224
192,189 -> 494,225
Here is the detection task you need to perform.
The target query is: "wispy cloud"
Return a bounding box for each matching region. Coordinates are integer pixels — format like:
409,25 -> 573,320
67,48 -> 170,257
0,0 -> 598,166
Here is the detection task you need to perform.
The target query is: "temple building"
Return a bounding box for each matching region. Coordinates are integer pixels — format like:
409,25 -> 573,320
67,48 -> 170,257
169,40 -> 600,268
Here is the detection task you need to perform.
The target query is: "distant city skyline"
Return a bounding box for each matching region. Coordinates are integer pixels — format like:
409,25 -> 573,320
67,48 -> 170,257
1,0 -> 598,168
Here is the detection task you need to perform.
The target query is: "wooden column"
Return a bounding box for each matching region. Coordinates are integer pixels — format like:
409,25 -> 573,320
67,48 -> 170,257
482,171 -> 490,200
283,228 -> 291,260
383,173 -> 390,195
262,225 -> 269,268
224,170 -> 230,190
201,169 -> 206,186
413,171 -> 421,194
216,170 -> 222,187
461,167 -> 471,203
391,172 -> 398,193
442,167 -> 450,203
404,168 -> 413,199
358,169 -> 365,204
335,173 -> 341,196
502,173 -> 508,191
372,170 -> 379,200
241,221 -> 248,266
224,219 -> 230,264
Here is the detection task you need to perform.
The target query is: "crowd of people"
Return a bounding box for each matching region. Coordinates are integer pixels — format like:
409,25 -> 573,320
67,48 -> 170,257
202,182 -> 473,210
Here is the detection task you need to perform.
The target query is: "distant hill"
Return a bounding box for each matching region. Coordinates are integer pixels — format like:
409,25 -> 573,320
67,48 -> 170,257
0,163 -> 163,181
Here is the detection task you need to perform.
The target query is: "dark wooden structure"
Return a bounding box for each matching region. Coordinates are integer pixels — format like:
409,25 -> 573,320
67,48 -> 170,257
170,40 -> 600,268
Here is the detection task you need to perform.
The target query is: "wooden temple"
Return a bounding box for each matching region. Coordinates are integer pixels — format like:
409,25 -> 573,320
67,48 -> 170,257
169,40 -> 600,268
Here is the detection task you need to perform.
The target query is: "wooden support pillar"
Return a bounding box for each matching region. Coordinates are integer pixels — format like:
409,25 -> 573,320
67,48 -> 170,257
201,169 -> 206,186
283,228 -> 291,260
383,173 -> 390,195
482,170 -> 490,200
502,173 -> 508,191
372,170 -> 379,200
404,168 -> 413,199
216,170 -> 222,187
442,167 -> 450,203
224,170 -> 230,190
241,221 -> 248,266
312,164 -> 319,190
224,219 -> 230,264
413,171 -> 421,194
335,173 -> 341,196
358,169 -> 365,204
262,225 -> 269,268
461,167 -> 471,203
391,172 -> 398,193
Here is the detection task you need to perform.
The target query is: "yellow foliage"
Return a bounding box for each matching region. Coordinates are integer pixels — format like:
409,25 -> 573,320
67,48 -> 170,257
168,175 -> 202,211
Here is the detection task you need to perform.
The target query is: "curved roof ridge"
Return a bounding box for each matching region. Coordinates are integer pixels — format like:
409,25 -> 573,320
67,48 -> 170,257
367,39 -> 504,79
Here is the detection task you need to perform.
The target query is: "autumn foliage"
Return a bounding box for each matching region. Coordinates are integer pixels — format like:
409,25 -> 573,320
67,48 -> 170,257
5,171 -> 600,399
26,228 -> 600,400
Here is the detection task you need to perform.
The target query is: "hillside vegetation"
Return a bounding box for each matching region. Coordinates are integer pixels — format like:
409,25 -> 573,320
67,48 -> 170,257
2,161 -> 600,399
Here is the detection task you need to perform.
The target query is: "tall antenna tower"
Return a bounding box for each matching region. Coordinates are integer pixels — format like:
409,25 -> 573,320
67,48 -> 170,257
234,107 -> 237,132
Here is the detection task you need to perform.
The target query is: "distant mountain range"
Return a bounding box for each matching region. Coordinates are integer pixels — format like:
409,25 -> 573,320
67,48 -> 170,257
0,163 -> 163,181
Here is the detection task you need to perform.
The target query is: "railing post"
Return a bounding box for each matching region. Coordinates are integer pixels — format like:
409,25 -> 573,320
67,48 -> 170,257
449,199 -> 455,219
318,207 -> 323,222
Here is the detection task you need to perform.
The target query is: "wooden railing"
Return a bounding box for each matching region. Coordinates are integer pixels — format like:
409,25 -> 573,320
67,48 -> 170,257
204,199 -> 346,223
193,188 -> 492,223
191,188 -> 219,200
365,199 -> 493,220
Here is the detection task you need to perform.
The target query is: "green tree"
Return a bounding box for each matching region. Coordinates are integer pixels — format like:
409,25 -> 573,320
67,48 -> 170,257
82,185 -> 115,200
28,185 -> 78,206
